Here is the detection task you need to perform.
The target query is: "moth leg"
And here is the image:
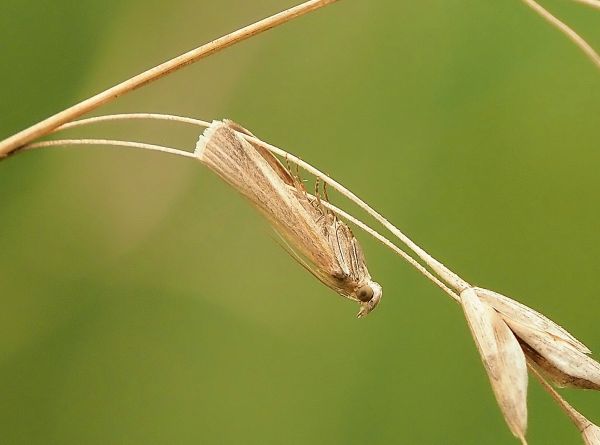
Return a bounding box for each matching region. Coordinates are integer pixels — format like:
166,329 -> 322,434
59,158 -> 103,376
310,177 -> 321,209
285,154 -> 307,194
285,153 -> 292,174
315,178 -> 334,218
285,154 -> 300,183
323,180 -> 330,202
314,177 -> 330,219
294,162 -> 301,184
297,163 -> 308,196
321,181 -> 334,217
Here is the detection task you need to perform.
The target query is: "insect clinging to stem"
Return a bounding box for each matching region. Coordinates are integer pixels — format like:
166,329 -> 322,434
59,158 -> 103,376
195,119 -> 382,317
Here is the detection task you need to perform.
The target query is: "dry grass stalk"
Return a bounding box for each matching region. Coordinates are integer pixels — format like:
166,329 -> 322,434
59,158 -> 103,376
25,138 -> 197,159
0,0 -> 339,157
522,0 -> 600,70
1,0 -> 598,155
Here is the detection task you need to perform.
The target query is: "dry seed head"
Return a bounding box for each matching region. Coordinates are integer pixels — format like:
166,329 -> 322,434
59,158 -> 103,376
195,120 -> 382,317
462,286 -> 600,443
460,288 -> 529,442
512,321 -> 600,390
475,288 -> 600,390
475,287 -> 590,353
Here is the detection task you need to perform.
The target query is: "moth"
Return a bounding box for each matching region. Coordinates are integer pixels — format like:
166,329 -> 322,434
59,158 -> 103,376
195,120 -> 382,317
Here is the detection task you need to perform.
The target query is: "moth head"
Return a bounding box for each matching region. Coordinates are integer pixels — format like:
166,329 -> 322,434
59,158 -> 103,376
355,281 -> 382,318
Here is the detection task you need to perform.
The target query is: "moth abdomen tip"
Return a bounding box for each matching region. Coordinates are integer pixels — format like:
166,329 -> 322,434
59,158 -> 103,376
194,119 -> 223,159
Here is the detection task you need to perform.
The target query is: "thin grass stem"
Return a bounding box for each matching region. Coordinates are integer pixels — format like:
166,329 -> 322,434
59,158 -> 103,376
572,0 -> 600,10
522,0 -> 600,69
55,114 -> 211,132
25,139 -> 196,159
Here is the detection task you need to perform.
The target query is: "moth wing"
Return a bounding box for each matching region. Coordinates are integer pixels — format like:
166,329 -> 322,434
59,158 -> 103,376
350,233 -> 370,281
272,228 -> 348,296
211,121 -> 348,294
224,120 -> 300,189
329,219 -> 370,285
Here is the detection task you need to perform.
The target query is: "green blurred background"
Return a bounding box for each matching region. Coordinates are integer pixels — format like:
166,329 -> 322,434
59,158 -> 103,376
1,0 -> 599,443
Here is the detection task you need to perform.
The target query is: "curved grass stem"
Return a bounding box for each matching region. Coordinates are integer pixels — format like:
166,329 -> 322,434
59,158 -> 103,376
54,114 -> 211,132
25,138 -> 196,159
22,127 -> 462,302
